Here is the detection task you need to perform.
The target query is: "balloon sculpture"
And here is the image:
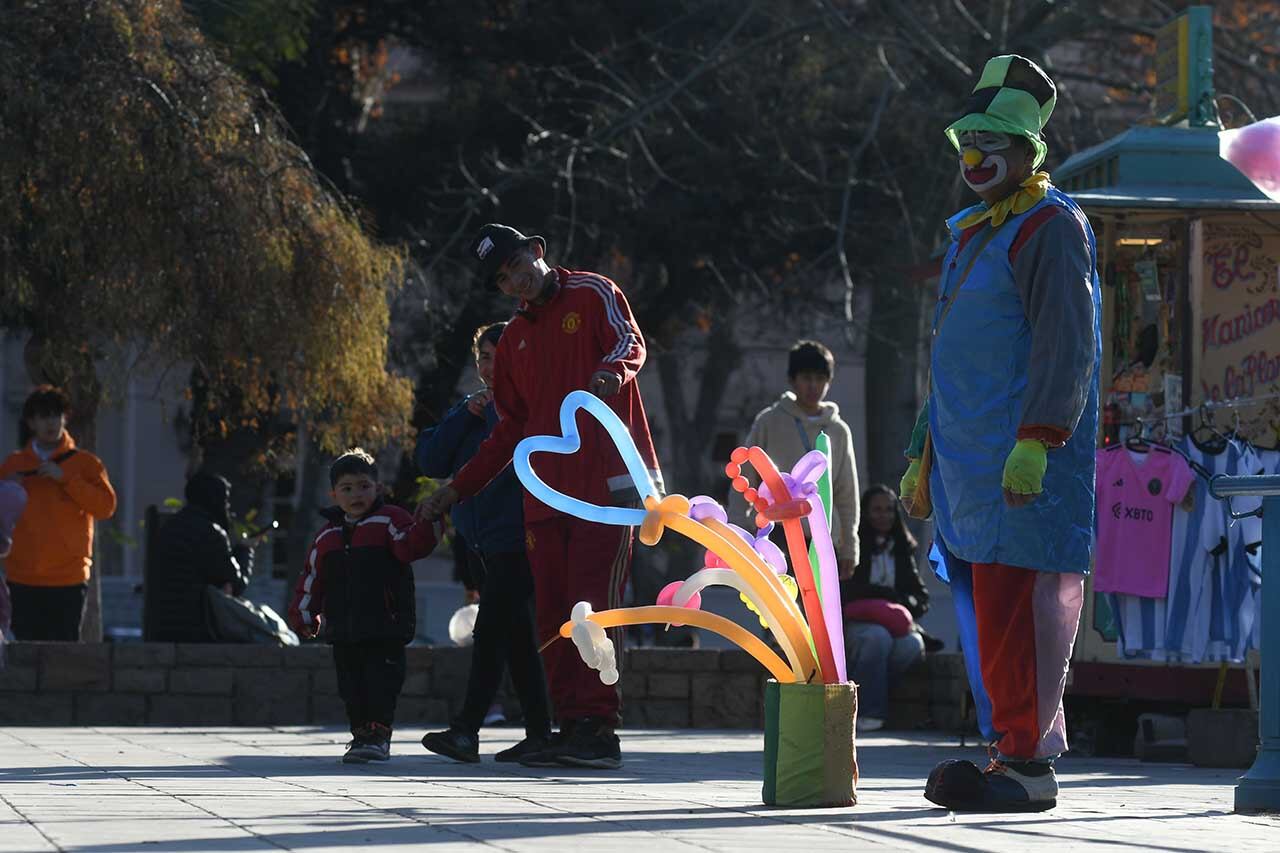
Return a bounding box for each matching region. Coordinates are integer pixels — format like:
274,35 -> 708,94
1220,116 -> 1280,202
513,390 -> 848,685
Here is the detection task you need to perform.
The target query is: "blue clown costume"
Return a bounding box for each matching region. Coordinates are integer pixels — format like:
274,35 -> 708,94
901,56 -> 1101,812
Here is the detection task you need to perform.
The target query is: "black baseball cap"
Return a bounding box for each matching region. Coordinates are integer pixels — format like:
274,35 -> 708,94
470,223 -> 546,288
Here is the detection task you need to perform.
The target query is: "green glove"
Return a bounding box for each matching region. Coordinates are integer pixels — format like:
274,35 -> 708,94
899,458 -> 922,500
1002,439 -> 1047,495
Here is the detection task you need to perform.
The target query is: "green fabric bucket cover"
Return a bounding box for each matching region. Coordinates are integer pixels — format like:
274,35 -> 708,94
762,680 -> 858,807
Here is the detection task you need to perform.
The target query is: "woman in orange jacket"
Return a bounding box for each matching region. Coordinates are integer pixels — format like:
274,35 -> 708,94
0,386 -> 116,641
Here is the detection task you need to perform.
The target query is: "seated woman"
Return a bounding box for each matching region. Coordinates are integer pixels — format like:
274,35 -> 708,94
841,484 -> 932,732
148,472 -> 254,642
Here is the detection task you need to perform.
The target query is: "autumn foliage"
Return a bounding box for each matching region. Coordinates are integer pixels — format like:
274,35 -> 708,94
0,0 -> 410,453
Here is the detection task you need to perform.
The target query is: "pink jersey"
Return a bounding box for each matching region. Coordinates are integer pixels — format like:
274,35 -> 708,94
1094,447 -> 1195,598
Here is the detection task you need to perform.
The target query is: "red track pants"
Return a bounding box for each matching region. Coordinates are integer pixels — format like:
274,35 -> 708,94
526,515 -> 632,727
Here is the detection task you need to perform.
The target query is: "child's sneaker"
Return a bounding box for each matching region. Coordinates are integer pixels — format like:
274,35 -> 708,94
421,727 -> 480,763
343,724 -> 392,763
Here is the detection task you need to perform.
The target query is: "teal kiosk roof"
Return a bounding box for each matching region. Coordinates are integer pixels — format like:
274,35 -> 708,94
1055,125 -> 1280,211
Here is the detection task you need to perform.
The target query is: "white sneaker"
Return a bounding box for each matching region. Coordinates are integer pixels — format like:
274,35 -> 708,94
483,704 -> 507,726
856,716 -> 885,733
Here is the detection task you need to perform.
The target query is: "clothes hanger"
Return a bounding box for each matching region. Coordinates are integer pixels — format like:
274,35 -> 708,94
1190,402 -> 1230,453
1123,418 -> 1164,454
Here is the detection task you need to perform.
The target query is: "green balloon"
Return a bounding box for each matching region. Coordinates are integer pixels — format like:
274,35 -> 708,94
808,432 -> 833,596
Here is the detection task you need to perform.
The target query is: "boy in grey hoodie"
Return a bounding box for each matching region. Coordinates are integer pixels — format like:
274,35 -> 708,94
732,340 -> 860,575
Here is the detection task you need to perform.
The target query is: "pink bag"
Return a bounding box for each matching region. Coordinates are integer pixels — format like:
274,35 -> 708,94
842,598 -> 913,637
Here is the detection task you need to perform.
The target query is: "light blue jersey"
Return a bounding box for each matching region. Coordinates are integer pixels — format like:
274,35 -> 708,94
1111,437 -> 1262,662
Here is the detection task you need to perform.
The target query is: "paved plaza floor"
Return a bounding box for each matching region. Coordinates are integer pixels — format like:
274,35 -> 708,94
1,726 -> 1276,852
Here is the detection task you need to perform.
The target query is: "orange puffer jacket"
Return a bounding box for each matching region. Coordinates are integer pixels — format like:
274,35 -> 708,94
0,432 -> 116,587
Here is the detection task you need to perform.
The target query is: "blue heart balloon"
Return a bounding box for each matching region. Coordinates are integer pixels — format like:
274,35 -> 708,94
513,390 -> 657,527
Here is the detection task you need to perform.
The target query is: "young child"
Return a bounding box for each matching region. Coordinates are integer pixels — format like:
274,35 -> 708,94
288,449 -> 441,763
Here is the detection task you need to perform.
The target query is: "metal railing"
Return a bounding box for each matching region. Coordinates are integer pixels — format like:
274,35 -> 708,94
1209,474 -> 1280,812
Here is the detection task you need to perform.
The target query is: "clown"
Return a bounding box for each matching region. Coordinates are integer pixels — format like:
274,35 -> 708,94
899,55 -> 1100,812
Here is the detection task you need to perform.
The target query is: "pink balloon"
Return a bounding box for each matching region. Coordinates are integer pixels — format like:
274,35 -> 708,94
656,581 -> 702,627
1222,117 -> 1280,201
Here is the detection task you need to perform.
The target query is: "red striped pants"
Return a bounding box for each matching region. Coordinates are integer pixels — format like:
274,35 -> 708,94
526,515 -> 632,727
972,563 -> 1085,759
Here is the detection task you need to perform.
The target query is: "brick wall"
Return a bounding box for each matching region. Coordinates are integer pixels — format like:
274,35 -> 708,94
0,642 -> 972,729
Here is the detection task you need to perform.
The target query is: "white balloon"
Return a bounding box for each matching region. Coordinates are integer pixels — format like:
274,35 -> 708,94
600,668 -> 619,685
447,604 -> 480,647
584,622 -> 608,646
571,601 -> 594,623
571,624 -> 601,667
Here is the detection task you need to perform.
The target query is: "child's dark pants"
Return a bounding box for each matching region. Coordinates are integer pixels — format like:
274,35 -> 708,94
333,640 -> 406,734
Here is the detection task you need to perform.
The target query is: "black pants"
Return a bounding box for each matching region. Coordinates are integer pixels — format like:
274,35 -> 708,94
455,550 -> 551,738
9,582 -> 88,641
332,640 -> 406,734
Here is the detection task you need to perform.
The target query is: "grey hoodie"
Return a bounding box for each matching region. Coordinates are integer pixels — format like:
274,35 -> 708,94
730,392 -> 860,564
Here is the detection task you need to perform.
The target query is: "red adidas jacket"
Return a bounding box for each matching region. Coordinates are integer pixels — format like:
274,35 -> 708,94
450,268 -> 662,523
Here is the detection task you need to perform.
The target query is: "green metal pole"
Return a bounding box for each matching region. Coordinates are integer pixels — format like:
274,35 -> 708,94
1211,475 -> 1280,812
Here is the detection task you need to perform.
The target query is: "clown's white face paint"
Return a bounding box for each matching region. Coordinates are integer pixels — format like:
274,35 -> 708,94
958,130 -> 1013,193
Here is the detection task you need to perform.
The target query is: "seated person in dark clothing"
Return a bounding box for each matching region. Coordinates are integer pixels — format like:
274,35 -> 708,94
149,472 -> 254,642
840,484 -> 936,732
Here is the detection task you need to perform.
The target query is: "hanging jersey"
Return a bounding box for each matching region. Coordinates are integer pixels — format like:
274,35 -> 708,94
1110,437 -> 1264,663
1094,447 -> 1193,598
1174,437 -> 1257,662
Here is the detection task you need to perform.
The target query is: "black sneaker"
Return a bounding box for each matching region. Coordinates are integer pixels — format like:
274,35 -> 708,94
517,723 -> 575,768
554,718 -> 622,770
421,727 -> 480,763
924,757 -> 1057,812
343,724 -> 392,763
495,734 -> 551,763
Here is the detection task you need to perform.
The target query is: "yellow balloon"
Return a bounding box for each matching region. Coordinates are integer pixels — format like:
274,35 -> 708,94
560,606 -> 796,684
739,574 -> 799,629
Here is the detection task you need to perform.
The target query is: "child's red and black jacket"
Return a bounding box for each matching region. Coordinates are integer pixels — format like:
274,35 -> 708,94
287,499 -> 439,644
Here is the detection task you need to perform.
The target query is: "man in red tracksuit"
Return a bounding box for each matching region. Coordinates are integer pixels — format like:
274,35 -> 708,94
422,223 -> 662,769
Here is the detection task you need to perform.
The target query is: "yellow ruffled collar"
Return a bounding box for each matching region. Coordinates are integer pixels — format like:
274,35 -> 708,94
957,171 -> 1052,229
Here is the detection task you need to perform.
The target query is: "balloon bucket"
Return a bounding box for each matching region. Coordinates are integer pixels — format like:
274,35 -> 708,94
762,680 -> 858,808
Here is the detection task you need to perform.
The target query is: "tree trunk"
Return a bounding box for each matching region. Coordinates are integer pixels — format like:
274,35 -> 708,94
655,318 -> 743,498
863,274 -> 927,491
281,435 -> 325,615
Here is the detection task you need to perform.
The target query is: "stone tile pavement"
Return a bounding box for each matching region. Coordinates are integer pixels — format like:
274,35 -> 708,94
0,726 -> 1275,851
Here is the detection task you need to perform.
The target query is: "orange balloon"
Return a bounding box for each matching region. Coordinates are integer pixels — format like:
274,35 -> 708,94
560,606 -> 795,683
672,514 -> 819,680
638,494 -> 820,682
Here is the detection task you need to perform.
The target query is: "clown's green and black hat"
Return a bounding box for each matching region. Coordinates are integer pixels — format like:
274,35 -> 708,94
944,55 -> 1056,170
